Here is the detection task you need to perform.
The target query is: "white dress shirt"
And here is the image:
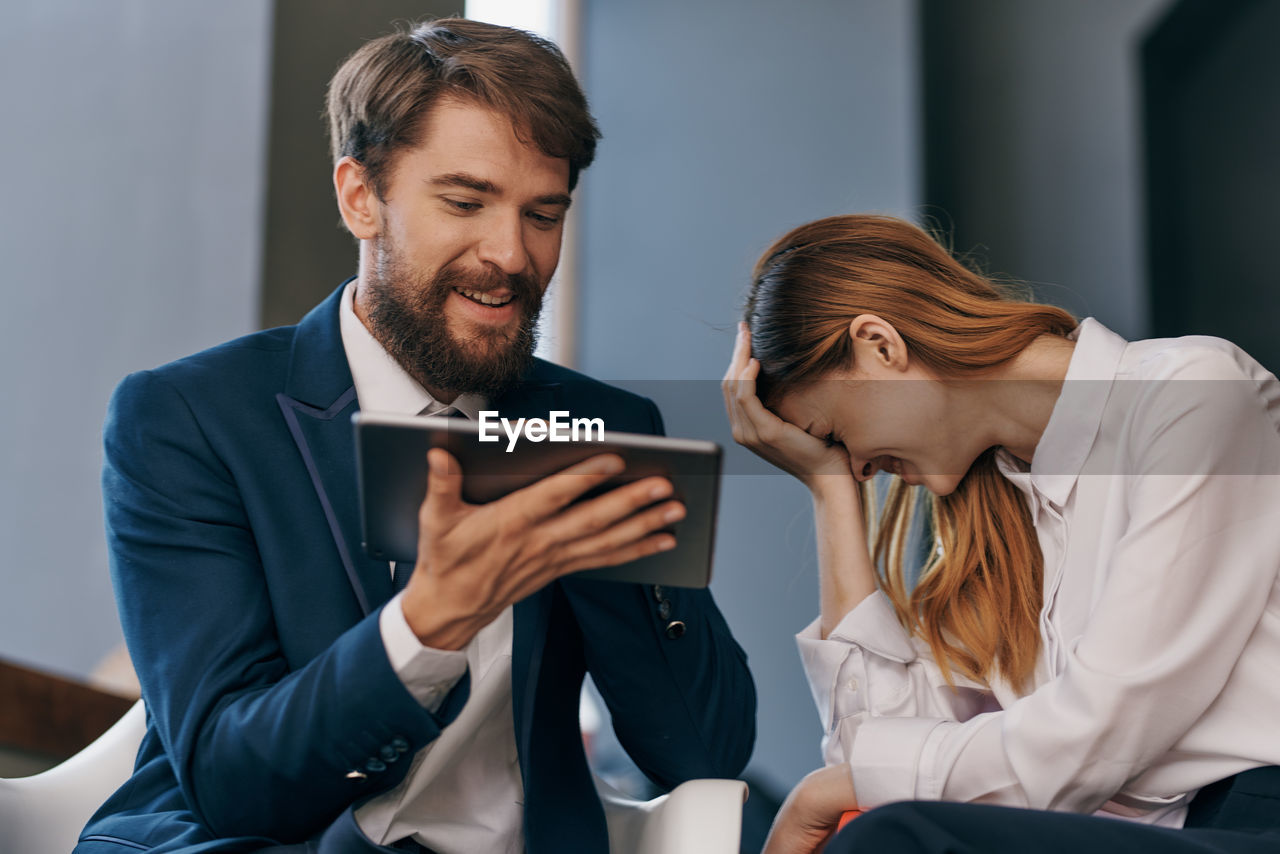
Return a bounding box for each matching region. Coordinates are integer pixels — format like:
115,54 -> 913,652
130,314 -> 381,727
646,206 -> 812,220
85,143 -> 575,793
798,318 -> 1280,828
337,281 -> 525,853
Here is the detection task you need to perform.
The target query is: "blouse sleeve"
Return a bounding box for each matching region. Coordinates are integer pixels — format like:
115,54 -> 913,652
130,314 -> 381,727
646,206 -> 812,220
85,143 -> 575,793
796,591 -> 998,801
800,351 -> 1280,813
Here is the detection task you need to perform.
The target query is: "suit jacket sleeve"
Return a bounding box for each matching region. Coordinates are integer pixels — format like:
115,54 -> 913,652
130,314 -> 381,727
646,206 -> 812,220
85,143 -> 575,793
559,398 -> 757,786
103,369 -> 467,842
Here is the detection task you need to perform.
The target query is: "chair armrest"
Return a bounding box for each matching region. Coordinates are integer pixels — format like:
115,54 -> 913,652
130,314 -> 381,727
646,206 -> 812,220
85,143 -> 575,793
0,700 -> 146,854
598,776 -> 748,854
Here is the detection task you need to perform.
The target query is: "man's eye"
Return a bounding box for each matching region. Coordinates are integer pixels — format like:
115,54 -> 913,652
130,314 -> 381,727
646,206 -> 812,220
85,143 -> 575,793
444,198 -> 481,213
527,211 -> 562,229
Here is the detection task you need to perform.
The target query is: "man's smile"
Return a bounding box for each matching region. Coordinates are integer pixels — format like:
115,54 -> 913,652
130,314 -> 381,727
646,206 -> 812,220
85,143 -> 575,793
454,286 -> 515,307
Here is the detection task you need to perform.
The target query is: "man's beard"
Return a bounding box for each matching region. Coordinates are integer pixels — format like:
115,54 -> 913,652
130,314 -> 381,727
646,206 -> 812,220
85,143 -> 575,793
363,235 -> 544,400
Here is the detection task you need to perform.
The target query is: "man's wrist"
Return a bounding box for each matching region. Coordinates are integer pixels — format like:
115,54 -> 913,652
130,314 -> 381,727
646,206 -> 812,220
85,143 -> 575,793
401,586 -> 480,650
381,594 -> 468,711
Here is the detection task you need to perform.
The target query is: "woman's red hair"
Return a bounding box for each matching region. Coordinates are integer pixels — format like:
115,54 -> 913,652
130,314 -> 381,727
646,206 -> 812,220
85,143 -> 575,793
747,214 -> 1077,688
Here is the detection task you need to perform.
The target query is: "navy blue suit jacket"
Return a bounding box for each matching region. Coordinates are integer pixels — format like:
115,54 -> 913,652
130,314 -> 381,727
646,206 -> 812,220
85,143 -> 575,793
77,285 -> 756,853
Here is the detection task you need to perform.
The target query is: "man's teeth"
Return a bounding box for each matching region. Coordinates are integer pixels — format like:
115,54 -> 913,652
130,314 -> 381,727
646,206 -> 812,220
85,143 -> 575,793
455,288 -> 513,306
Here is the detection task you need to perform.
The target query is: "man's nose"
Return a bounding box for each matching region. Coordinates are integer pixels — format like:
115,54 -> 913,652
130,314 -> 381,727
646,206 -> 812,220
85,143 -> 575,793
852,458 -> 877,482
476,213 -> 530,277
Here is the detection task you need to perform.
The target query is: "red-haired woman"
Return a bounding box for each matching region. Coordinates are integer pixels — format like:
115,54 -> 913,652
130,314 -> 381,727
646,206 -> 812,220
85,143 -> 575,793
724,215 -> 1280,854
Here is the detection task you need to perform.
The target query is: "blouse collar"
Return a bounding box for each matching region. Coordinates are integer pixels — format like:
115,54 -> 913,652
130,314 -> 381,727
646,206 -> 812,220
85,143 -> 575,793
996,318 -> 1127,510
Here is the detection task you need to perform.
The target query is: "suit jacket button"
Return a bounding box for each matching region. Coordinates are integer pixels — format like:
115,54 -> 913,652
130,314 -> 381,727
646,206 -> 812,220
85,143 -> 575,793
366,758 -> 387,773
658,600 -> 672,620
665,620 -> 686,639
390,736 -> 410,753
380,745 -> 399,762
652,585 -> 665,602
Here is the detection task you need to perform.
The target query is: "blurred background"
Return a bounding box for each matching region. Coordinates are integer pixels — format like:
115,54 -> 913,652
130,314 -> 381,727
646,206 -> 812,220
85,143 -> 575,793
2,0 -> 1277,837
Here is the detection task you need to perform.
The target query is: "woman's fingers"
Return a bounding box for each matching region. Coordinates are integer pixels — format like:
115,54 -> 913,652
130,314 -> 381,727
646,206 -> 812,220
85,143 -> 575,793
723,325 -> 751,433
725,326 -> 770,446
729,359 -> 792,447
722,322 -> 752,384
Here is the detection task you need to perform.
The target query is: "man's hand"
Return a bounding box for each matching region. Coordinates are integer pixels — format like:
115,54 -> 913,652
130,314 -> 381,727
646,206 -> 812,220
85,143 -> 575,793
401,448 -> 684,649
761,763 -> 859,854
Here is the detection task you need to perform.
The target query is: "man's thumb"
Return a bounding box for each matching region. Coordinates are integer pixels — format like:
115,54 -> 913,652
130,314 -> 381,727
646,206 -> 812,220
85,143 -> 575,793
424,448 -> 464,511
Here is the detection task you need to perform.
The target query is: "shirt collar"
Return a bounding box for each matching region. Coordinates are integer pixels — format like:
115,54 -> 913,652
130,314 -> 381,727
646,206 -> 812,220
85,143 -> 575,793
996,317 -> 1128,509
338,280 -> 486,418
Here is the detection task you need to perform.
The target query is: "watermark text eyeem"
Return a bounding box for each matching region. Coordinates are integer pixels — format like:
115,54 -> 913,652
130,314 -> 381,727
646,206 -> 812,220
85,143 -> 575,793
478,410 -> 605,452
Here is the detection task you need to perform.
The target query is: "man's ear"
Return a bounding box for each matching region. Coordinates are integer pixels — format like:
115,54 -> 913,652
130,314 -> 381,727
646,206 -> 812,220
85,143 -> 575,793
847,314 -> 910,373
333,156 -> 381,240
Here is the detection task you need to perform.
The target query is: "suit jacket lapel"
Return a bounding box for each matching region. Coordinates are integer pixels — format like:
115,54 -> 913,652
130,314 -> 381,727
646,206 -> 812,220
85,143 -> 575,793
276,282 -> 392,616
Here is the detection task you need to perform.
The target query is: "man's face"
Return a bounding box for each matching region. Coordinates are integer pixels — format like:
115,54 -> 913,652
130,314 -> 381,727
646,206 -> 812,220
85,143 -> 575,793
354,99 -> 572,399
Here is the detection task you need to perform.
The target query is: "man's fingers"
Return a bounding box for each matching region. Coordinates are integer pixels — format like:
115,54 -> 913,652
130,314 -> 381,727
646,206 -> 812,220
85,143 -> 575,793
556,531 -> 679,577
507,453 -> 627,520
537,474 -> 673,542
422,448 -> 465,520
553,496 -> 684,568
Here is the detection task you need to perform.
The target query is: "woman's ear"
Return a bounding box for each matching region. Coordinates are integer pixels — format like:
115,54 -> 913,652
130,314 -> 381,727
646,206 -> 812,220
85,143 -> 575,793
333,156 -> 381,240
848,314 -> 909,373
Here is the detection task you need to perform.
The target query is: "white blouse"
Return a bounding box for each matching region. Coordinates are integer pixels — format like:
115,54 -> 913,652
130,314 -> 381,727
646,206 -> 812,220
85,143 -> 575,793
798,318 -> 1280,828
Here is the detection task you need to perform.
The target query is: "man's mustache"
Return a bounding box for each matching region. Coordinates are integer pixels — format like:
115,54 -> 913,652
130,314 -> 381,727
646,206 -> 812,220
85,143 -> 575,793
433,264 -> 543,306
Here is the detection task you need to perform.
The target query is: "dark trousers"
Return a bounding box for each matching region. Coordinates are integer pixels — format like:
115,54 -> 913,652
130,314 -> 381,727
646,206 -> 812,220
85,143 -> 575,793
825,767 -> 1280,854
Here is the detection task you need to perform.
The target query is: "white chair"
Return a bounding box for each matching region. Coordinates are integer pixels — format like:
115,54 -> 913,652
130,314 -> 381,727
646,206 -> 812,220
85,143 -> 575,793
0,700 -> 146,854
598,774 -> 748,854
0,700 -> 747,854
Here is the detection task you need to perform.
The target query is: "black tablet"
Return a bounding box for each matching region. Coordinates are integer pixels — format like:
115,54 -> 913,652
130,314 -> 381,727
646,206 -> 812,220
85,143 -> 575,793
353,411 -> 722,588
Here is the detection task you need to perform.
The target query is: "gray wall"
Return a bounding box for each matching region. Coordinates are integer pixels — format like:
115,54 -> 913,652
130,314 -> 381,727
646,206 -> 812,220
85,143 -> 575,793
577,0 -> 921,792
923,0 -> 1174,339
0,1 -> 272,680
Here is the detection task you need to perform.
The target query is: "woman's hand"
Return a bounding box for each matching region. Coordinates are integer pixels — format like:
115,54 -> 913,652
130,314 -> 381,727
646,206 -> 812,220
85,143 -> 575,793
723,323 -> 852,489
761,763 -> 859,854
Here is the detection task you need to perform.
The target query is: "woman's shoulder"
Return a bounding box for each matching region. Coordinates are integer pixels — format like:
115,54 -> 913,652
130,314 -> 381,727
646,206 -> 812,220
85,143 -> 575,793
1119,330 -> 1275,387
1103,330 -> 1280,472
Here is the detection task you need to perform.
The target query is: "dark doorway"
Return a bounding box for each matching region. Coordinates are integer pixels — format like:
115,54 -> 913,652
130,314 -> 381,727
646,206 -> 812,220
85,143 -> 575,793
259,1 -> 457,329
1143,0 -> 1280,372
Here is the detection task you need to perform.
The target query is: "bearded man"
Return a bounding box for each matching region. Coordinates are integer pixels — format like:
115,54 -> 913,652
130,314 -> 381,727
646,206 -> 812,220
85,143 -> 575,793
79,19 -> 755,854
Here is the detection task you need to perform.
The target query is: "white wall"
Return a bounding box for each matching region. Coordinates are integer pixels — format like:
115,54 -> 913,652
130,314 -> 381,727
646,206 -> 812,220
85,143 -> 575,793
0,1 -> 272,680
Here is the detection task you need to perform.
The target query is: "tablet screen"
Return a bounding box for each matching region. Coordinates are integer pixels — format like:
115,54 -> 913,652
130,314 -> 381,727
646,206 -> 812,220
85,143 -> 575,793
354,412 -> 722,588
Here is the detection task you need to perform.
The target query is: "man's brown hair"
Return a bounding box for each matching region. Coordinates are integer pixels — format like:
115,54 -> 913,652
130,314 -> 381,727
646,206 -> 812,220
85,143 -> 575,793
325,17 -> 600,198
